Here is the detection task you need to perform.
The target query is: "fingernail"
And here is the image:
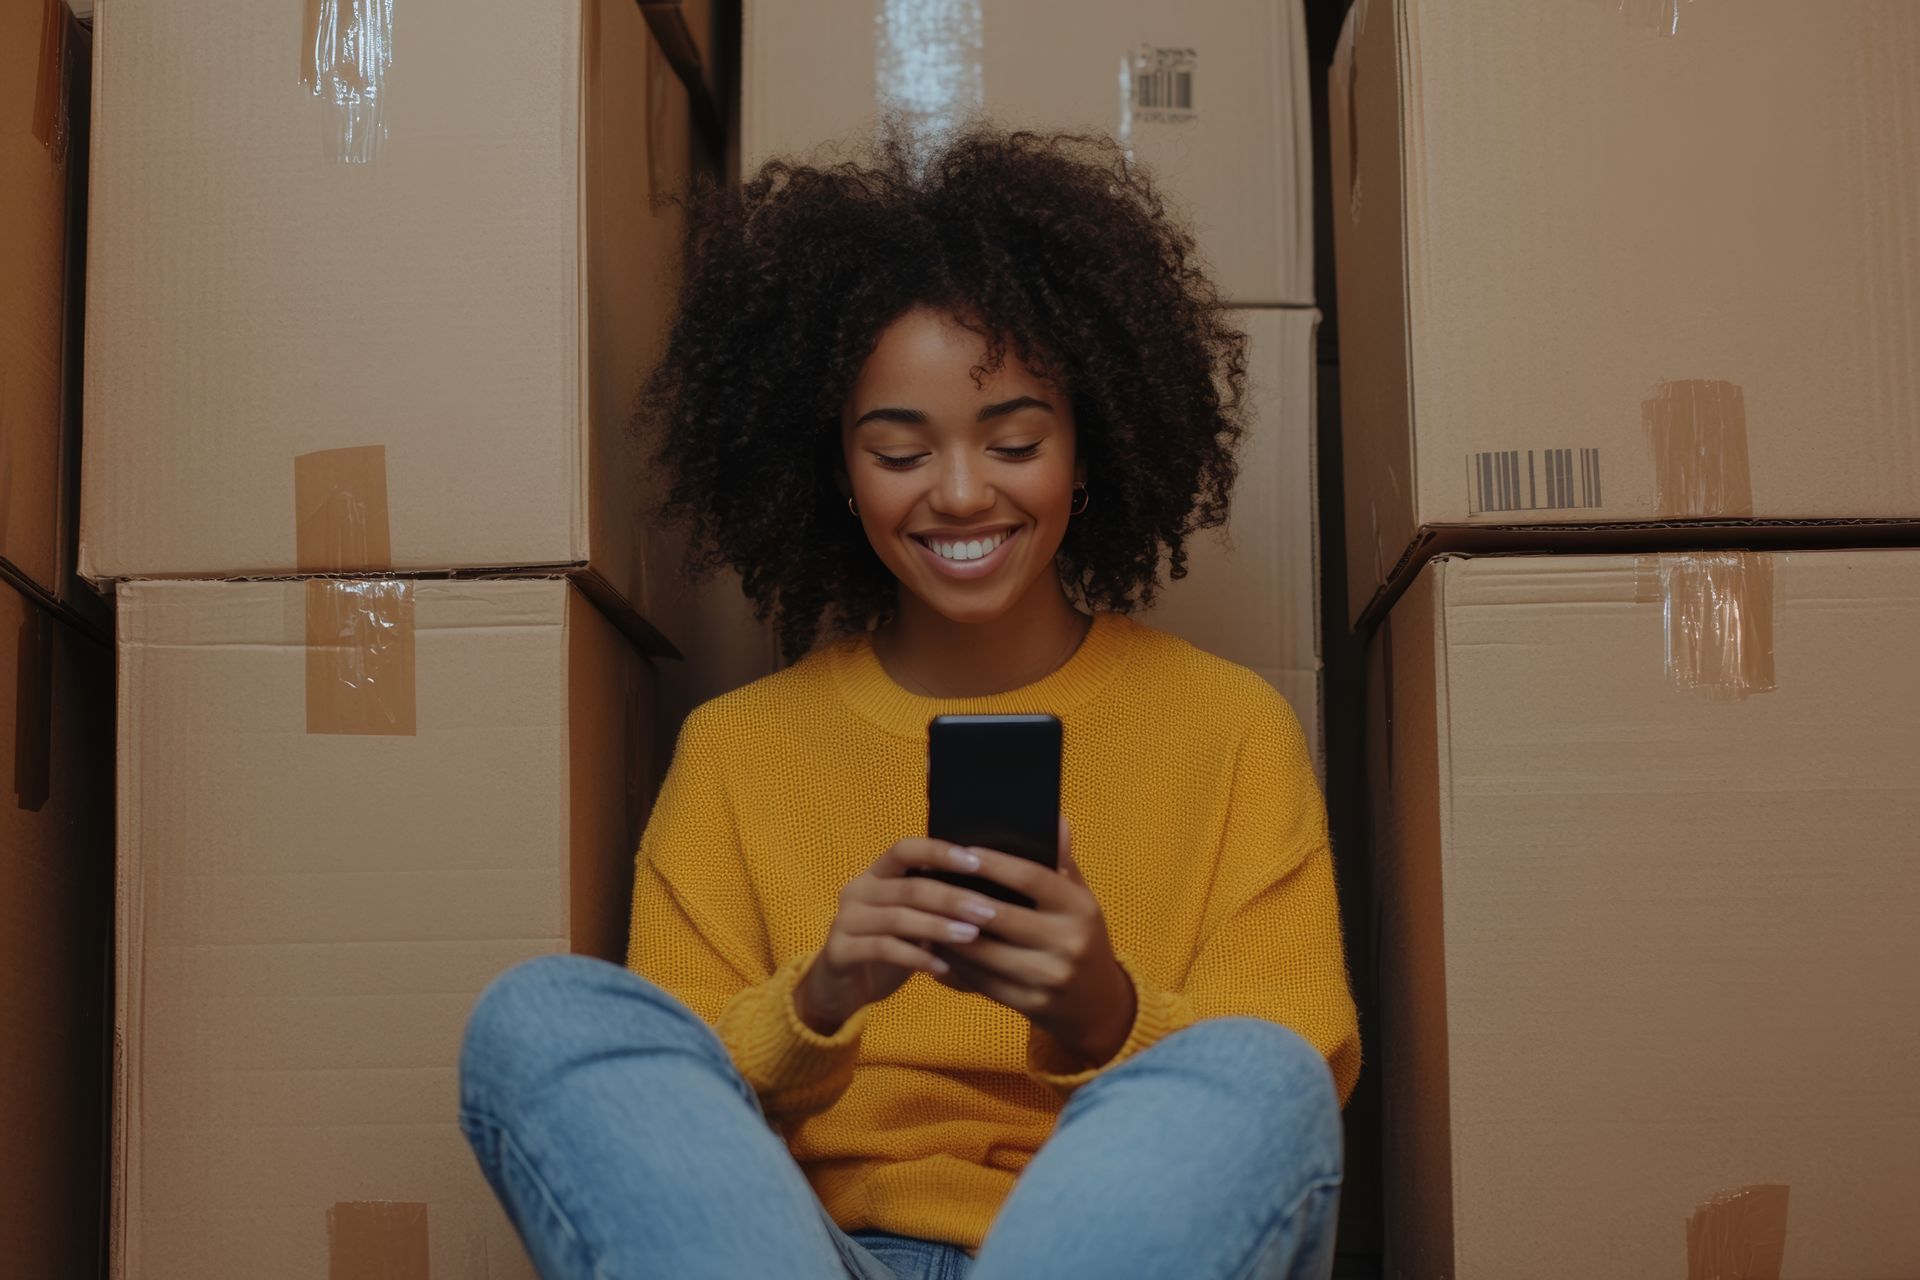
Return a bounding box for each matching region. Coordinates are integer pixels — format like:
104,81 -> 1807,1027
947,921 -> 980,942
930,956 -> 951,975
948,846 -> 980,871
959,899 -> 997,923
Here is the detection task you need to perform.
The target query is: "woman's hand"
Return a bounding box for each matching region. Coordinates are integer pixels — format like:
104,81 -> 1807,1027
795,838 -> 1007,1036
931,817 -> 1137,1069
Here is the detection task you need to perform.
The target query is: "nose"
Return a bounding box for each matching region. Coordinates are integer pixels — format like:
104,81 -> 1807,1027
928,455 -> 995,518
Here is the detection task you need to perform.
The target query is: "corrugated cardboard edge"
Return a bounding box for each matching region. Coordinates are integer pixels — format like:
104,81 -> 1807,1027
329,1201 -> 430,1280
1686,1184 -> 1789,1280
1348,517 -> 1920,635
109,587 -> 149,1280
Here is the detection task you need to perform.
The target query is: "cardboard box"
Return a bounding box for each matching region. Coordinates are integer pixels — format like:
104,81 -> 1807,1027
1330,0 -> 1920,624
81,0 -> 690,645
1,0 -> 83,603
1366,549 -> 1920,1279
113,578 -> 656,1279
1,577 -> 114,1279
742,0 -> 1313,306
1137,307 -> 1322,772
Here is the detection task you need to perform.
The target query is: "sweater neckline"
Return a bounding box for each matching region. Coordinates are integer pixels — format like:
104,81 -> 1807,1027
826,610 -> 1137,739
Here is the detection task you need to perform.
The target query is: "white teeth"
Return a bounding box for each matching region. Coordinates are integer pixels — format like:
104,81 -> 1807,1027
923,530 -> 1009,562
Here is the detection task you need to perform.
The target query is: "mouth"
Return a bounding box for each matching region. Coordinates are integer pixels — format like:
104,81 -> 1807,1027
908,525 -> 1021,579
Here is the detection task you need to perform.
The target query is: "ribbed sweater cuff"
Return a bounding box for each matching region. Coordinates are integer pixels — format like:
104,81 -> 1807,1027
1026,954 -> 1196,1095
719,952 -> 868,1096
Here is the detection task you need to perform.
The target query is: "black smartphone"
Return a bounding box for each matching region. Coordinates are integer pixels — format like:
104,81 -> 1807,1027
912,713 -> 1062,909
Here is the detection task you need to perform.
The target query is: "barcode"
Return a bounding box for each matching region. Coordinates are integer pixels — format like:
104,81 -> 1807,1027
1466,448 -> 1602,515
1134,68 -> 1192,110
1129,47 -> 1196,117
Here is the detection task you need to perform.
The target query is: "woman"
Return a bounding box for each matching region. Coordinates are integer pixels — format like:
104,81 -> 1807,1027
458,126 -> 1360,1280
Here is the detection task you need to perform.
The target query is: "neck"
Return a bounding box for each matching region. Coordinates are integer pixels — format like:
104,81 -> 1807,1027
877,573 -> 1091,698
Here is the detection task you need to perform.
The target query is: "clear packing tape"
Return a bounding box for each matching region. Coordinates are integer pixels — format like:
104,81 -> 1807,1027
294,445 -> 416,735
301,0 -> 394,163
1637,552 -> 1776,699
1588,0 -> 1696,38
1640,378 -> 1774,698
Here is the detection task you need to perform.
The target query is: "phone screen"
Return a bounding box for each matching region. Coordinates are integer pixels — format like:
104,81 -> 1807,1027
915,713 -> 1062,908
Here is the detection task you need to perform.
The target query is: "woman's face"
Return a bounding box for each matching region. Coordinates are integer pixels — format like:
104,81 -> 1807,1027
839,307 -> 1082,626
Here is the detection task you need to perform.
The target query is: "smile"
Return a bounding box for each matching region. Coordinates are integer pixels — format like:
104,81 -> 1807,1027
909,526 -> 1021,578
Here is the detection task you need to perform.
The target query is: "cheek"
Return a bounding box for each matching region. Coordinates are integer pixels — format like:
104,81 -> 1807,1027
847,470 -> 923,546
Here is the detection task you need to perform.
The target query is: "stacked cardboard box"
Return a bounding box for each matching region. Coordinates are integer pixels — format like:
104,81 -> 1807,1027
2,0 -> 99,627
1332,2 -> 1920,1274
1,2 -> 113,1276
83,0 -> 699,1274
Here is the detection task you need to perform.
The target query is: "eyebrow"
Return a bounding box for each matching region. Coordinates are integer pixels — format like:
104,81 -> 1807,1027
851,396 -> 1055,430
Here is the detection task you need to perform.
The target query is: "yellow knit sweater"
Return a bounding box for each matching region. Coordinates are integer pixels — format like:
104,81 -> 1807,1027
626,610 -> 1359,1251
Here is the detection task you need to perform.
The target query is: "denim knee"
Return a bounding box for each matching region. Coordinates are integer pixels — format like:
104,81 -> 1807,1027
1137,1018 -> 1342,1175
459,953 -> 723,1119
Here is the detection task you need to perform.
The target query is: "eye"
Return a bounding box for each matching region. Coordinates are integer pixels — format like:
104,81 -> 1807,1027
871,452 -> 927,471
992,443 -> 1041,460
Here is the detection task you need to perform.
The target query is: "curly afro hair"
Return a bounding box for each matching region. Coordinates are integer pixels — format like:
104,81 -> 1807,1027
639,123 -> 1249,661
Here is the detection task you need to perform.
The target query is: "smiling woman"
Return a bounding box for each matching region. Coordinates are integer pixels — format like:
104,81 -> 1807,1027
636,124 -> 1250,665
456,124 -> 1358,1280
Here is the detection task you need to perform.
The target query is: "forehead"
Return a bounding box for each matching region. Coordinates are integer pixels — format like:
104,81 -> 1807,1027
846,308 -> 1052,412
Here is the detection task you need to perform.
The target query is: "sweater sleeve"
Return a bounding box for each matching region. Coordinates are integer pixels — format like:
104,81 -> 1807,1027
627,709 -> 865,1123
1027,684 -> 1362,1102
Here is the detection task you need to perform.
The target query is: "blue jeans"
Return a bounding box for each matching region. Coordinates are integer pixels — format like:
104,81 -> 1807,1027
458,954 -> 1342,1280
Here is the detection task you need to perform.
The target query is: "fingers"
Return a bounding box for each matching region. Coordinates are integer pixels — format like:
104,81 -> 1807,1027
861,874 -> 1067,948
936,934 -> 1070,990
931,946 -> 1048,1014
830,932 -> 951,976
872,837 -> 991,879
957,845 -> 1081,912
841,898 -> 988,949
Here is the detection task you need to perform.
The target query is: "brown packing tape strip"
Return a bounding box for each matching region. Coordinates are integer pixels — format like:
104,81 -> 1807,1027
13,600 -> 53,811
329,1201 -> 430,1280
32,0 -> 71,158
1641,380 -> 1774,696
1644,379 -> 1754,521
294,446 -> 416,734
296,445 -> 394,573
1686,1184 -> 1789,1280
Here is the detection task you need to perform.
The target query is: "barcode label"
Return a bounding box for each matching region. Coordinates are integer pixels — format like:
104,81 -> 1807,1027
1466,448 -> 1603,515
1129,46 -> 1196,120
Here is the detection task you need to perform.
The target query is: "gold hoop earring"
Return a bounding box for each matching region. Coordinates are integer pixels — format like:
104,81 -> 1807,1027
1069,484 -> 1089,516
847,497 -> 860,517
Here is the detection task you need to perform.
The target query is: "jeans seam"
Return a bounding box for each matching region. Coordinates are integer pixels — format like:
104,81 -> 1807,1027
467,1104 -> 612,1280
1223,1172 -> 1342,1280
